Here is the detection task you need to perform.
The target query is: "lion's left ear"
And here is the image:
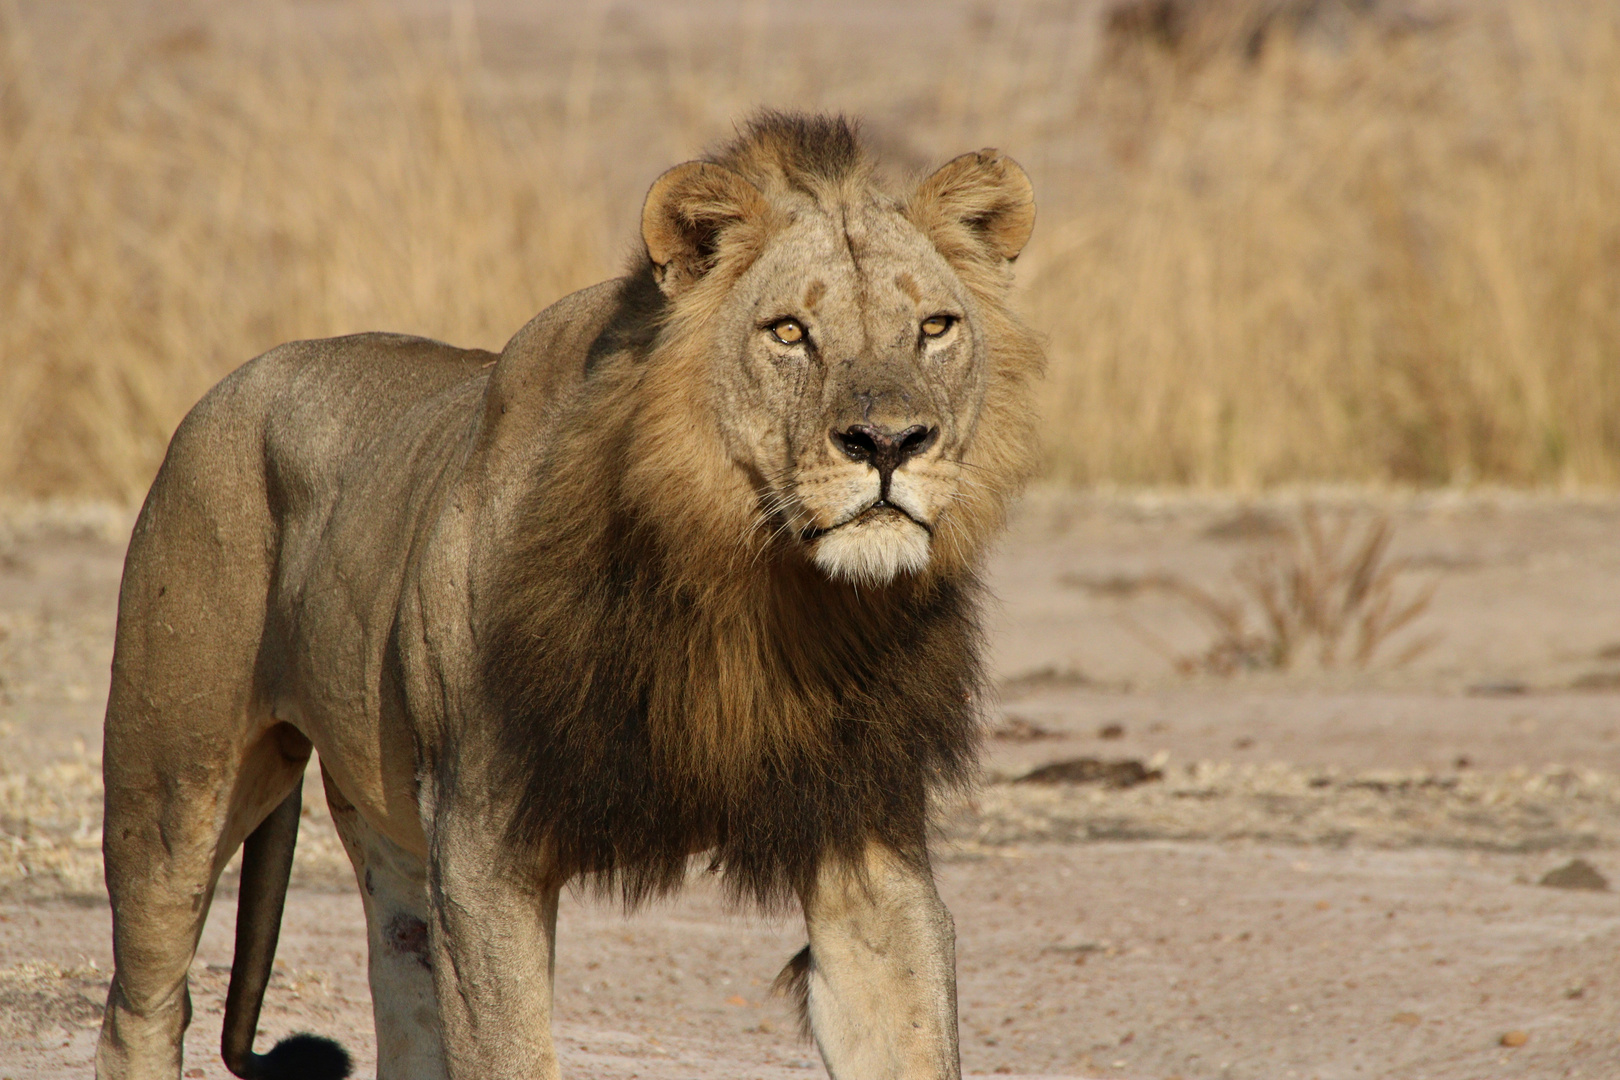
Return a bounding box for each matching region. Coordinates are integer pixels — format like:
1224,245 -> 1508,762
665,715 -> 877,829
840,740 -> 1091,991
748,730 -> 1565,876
641,161 -> 770,296
908,149 -> 1035,263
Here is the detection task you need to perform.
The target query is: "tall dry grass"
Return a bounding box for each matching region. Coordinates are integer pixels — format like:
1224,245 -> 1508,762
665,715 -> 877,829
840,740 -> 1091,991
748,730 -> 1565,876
0,11 -> 611,498
1033,1 -> 1620,487
2,1 -> 1618,498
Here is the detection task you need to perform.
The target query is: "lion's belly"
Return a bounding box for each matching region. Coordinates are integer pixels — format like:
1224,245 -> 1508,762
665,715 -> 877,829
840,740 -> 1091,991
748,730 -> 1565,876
277,689 -> 429,858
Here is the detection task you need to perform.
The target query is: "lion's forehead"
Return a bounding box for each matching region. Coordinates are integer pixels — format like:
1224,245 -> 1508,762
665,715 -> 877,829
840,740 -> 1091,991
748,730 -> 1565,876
752,202 -> 965,326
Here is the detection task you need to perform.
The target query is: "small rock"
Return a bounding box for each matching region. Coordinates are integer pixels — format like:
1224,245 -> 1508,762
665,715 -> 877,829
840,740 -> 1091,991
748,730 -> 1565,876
990,716 -> 1058,742
1453,755 -> 1471,769
1539,859 -> 1609,891
1467,680 -> 1528,696
1098,722 -> 1125,740
999,666 -> 1090,699
1202,508 -> 1289,541
1500,1030 -> 1529,1047
1570,670 -> 1620,691
1015,757 -> 1163,788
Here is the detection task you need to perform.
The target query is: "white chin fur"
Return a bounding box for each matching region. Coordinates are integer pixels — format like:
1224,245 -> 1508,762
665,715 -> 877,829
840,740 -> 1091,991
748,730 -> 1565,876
811,512 -> 931,586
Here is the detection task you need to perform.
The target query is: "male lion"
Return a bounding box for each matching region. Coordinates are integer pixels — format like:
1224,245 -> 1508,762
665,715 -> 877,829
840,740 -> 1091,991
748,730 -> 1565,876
98,112 -> 1042,1080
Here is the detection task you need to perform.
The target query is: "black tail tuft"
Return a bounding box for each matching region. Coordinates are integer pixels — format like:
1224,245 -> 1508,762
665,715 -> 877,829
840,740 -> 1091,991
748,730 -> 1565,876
249,1033 -> 352,1080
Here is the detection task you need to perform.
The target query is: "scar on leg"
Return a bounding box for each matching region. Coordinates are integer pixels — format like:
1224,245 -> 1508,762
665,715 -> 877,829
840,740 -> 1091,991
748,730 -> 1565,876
385,913 -> 431,969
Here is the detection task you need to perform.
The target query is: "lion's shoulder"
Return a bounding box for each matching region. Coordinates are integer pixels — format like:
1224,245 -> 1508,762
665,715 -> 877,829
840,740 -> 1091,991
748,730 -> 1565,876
491,278 -> 641,400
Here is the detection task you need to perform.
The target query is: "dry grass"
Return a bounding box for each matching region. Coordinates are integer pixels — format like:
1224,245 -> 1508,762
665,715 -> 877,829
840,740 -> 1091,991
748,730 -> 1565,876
0,9 -> 610,497
2,1 -> 1619,498
1036,0 -> 1620,488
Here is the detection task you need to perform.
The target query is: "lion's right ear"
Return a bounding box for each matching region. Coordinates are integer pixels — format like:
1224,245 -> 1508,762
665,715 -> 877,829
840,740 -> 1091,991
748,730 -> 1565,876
641,162 -> 769,297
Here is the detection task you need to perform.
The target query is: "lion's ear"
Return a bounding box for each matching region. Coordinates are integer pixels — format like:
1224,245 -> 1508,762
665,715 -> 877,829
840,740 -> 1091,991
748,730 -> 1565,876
909,149 -> 1035,263
641,161 -> 769,296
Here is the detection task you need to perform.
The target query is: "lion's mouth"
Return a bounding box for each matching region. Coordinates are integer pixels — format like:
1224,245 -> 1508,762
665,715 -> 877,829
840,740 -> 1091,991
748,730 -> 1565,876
800,500 -> 932,543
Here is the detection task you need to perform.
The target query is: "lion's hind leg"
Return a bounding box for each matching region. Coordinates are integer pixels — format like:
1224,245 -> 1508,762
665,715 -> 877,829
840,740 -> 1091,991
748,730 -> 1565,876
322,768 -> 448,1080
97,760 -> 221,1079
98,720 -> 311,1080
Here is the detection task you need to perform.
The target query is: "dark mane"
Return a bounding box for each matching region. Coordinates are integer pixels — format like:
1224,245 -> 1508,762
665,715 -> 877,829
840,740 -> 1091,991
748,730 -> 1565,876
481,481 -> 984,908
476,108 -> 1029,910
583,262 -> 665,374
708,111 -> 869,196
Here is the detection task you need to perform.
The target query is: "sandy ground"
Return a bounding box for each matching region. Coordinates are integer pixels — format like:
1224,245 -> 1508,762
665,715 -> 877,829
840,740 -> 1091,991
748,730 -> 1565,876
4,492 -> 1620,1079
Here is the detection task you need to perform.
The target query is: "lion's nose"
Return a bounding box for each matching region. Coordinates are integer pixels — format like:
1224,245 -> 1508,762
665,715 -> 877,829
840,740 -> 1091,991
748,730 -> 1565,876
831,423 -> 938,485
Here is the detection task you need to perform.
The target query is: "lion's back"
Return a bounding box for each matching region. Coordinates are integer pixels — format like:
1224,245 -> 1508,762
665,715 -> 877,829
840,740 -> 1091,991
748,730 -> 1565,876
125,332 -> 495,656
250,334 -> 494,525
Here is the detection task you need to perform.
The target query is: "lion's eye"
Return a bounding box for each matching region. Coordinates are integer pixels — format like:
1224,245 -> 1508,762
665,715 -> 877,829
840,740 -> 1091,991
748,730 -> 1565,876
920,315 -> 956,339
769,318 -> 806,345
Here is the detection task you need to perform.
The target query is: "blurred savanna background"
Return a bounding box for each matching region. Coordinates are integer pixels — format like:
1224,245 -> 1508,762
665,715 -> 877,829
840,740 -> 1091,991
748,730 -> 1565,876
10,4 -> 1620,1077
4,0 -> 1619,499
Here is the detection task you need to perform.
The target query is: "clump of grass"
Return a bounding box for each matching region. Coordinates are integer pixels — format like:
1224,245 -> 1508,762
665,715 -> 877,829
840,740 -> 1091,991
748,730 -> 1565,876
1161,506 -> 1436,674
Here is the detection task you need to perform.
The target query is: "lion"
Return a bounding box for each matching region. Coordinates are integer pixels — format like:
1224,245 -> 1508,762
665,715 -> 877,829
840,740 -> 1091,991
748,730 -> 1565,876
97,112 -> 1042,1080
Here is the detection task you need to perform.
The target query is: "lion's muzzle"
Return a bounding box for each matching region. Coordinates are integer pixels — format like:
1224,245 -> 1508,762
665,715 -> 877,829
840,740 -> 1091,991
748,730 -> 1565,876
830,422 -> 939,499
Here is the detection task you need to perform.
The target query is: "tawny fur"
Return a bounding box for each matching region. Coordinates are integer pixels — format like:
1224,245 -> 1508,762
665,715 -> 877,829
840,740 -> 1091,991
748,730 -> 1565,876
96,111 -> 1041,1080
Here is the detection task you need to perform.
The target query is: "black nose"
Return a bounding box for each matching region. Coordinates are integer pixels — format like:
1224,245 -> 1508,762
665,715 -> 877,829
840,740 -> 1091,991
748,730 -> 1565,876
831,424 -> 938,486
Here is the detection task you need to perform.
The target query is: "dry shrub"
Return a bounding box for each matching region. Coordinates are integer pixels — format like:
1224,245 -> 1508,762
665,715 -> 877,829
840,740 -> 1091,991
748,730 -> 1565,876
1104,0 -> 1387,65
1162,506 -> 1435,673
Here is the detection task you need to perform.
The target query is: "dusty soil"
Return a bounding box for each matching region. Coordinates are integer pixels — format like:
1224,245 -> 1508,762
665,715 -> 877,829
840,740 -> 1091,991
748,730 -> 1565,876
4,492 -> 1620,1080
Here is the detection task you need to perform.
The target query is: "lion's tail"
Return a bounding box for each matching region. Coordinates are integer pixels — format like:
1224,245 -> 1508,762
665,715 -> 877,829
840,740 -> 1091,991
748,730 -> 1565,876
221,777 -> 352,1080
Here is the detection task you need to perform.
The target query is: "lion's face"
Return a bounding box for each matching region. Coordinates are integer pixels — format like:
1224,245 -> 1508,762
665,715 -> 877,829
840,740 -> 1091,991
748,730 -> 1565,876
638,132 -> 1038,587
708,201 -> 991,585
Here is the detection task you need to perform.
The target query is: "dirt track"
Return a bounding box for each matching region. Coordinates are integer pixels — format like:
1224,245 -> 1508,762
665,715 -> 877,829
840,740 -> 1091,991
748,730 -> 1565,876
4,493 -> 1620,1079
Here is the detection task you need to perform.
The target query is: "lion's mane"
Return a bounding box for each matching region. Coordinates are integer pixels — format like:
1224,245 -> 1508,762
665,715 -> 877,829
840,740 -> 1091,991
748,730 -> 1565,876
481,115 -> 1041,908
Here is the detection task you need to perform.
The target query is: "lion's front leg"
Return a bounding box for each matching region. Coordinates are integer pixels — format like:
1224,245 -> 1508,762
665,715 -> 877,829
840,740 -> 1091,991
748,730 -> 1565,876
798,842 -> 962,1080
425,806 -> 562,1080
